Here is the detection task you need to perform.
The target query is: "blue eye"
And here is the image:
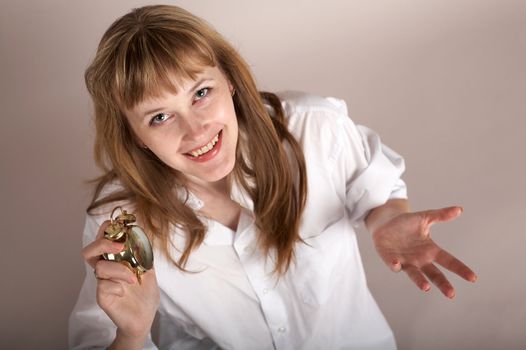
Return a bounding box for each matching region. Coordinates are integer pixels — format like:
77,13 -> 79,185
195,87 -> 210,101
149,113 -> 170,126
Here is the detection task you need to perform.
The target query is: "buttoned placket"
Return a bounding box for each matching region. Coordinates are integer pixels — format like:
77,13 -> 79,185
233,210 -> 291,349
190,178 -> 293,349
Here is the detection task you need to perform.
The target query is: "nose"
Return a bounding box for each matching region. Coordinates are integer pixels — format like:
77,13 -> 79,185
179,111 -> 208,140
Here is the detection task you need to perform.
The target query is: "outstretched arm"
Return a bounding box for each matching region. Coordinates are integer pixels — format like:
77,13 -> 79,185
364,199 -> 477,298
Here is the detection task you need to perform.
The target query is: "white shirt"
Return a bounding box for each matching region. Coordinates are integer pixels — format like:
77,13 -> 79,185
69,91 -> 407,350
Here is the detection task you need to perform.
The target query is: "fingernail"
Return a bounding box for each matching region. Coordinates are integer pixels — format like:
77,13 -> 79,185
391,260 -> 401,272
423,284 -> 430,292
112,243 -> 124,252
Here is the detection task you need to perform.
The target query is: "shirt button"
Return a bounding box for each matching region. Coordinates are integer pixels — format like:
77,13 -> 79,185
243,246 -> 251,253
262,288 -> 269,294
278,327 -> 286,333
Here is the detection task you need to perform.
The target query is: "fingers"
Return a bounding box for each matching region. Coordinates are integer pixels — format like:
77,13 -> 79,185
424,206 -> 463,225
94,260 -> 137,285
97,279 -> 125,299
421,264 -> 455,299
378,253 -> 403,272
435,249 -> 478,283
390,259 -> 402,273
82,220 -> 125,268
96,220 -> 111,239
404,266 -> 431,292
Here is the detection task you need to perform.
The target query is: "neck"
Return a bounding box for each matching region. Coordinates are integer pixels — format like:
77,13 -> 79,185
187,176 -> 231,199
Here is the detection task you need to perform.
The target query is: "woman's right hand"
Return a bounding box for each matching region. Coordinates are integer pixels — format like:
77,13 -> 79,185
82,220 -> 160,345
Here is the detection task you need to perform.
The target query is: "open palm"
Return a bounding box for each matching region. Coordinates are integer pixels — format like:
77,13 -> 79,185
372,206 -> 477,298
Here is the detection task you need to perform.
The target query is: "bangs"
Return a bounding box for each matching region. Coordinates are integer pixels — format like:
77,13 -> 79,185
112,27 -> 217,109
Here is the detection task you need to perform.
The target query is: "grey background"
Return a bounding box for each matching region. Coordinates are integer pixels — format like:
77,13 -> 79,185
1,0 -> 524,349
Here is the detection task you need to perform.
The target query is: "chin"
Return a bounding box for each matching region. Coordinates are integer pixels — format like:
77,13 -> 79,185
191,158 -> 236,185
208,161 -> 236,182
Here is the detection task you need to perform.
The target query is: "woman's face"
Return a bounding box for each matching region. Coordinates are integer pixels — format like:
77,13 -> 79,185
123,65 -> 238,189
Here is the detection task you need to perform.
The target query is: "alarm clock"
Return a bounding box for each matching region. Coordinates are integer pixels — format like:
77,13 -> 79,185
102,206 -> 154,283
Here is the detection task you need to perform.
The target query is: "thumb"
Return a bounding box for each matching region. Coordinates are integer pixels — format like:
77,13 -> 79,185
424,206 -> 463,225
377,251 -> 403,273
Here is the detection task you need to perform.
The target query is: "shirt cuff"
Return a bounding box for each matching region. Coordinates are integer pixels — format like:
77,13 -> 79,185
346,125 -> 407,223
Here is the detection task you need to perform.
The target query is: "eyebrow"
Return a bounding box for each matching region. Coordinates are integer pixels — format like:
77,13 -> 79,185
141,78 -> 212,118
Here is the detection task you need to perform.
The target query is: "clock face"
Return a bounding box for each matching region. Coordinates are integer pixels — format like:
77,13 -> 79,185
128,226 -> 154,270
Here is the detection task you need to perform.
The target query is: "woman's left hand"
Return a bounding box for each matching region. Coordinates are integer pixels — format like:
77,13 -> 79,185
372,206 -> 477,298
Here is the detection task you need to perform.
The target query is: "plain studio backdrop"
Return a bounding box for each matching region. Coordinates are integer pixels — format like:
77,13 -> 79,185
1,0 -> 524,349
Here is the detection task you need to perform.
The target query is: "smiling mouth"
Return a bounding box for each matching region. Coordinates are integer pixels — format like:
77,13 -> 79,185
185,130 -> 222,158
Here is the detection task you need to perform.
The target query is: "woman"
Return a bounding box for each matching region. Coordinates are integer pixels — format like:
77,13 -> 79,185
69,5 -> 477,350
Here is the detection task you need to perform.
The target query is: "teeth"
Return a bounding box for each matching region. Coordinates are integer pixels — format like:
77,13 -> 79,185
189,132 -> 220,157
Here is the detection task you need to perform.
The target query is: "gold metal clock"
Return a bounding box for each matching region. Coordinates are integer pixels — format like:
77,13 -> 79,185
102,206 -> 154,283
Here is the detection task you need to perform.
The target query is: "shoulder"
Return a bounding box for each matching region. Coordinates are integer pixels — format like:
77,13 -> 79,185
275,90 -> 350,118
89,179 -> 131,214
273,91 -> 363,157
273,91 -> 370,181
274,91 -> 356,137
82,179 -> 134,245
84,179 -> 130,224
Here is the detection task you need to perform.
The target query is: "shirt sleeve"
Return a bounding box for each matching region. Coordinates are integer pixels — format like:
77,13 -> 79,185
325,96 -> 407,223
68,213 -> 159,350
344,123 -> 408,223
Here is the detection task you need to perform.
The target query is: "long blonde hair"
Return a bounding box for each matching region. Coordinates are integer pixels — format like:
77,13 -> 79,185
85,5 -> 307,274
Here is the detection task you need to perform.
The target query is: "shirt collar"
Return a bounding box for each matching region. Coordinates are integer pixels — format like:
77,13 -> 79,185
179,178 -> 254,246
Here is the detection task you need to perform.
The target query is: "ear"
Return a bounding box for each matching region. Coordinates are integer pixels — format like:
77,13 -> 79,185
130,129 -> 148,149
119,107 -> 148,149
227,80 -> 235,96
137,138 -> 148,149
